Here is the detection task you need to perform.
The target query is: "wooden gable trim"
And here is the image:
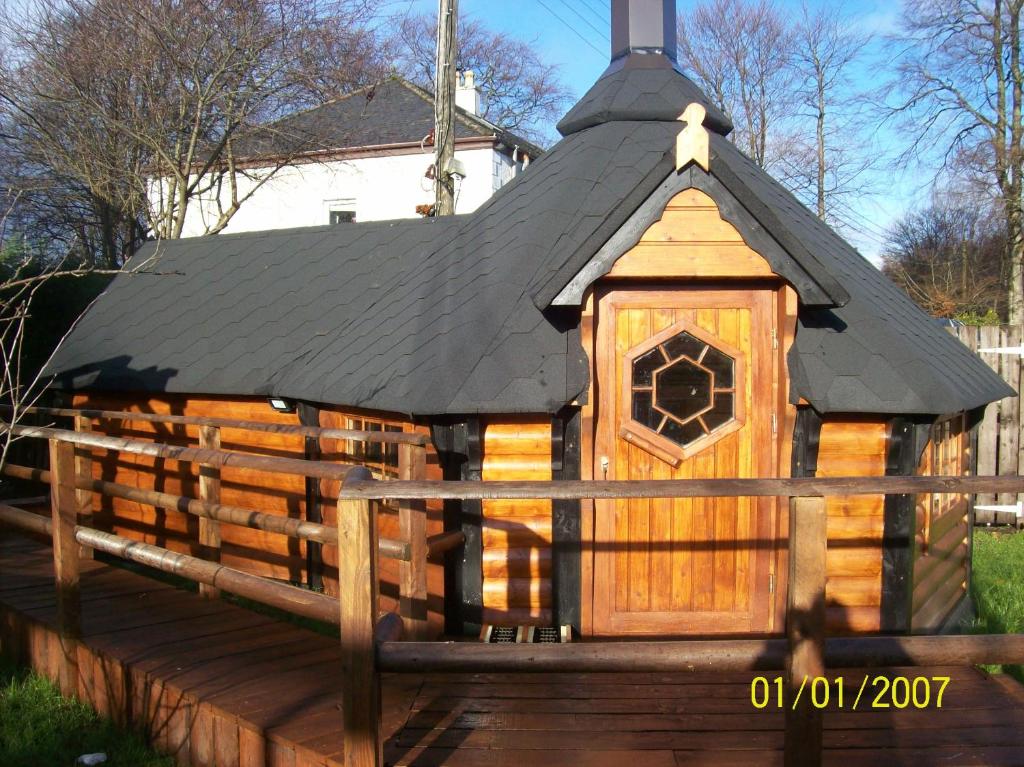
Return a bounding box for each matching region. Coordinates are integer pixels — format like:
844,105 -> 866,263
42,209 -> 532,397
551,165 -> 833,307
606,188 -> 775,279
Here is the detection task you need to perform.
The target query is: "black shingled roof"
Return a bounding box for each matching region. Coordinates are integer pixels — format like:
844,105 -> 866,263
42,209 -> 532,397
558,56 -> 732,137
47,66 -> 1012,417
234,77 -> 544,160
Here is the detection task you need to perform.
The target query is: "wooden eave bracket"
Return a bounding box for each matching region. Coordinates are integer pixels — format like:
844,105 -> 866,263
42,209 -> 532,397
676,103 -> 710,173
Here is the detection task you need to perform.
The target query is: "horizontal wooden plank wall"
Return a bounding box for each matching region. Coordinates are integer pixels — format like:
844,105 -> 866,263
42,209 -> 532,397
481,418 -> 553,626
72,394 -> 308,582
816,418 -> 887,634
317,407 -> 446,637
912,414 -> 970,632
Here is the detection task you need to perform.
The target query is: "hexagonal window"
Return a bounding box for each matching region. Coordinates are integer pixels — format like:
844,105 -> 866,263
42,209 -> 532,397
655,358 -> 711,421
627,327 -> 739,451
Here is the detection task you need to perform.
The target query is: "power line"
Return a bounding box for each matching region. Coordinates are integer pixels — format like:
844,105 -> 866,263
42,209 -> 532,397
578,0 -> 608,26
535,0 -> 607,58
770,156 -> 894,244
554,0 -> 609,43
831,199 -> 894,242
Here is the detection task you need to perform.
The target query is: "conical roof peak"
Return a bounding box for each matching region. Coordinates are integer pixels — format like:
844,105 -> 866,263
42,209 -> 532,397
556,54 -> 733,137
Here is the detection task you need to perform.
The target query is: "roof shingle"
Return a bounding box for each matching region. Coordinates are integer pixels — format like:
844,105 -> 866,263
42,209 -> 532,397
47,67 -> 1013,417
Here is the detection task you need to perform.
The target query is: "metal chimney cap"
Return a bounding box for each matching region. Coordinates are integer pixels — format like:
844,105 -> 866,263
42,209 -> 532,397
611,0 -> 677,63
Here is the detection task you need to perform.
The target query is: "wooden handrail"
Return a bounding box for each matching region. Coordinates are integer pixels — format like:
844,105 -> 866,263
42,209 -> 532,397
1,462 -> 411,560
7,405 -> 430,445
0,502 -> 339,624
0,502 -> 51,535
341,474 -> 1024,500
426,530 -> 465,559
2,423 -> 359,481
375,634 -> 1024,673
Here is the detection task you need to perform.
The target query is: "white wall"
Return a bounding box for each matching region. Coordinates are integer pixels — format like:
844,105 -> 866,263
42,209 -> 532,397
170,146 -> 516,237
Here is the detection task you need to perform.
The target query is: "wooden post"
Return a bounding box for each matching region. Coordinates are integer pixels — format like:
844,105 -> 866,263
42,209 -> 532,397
72,415 -> 94,559
433,0 -> 458,215
48,438 -> 80,697
338,467 -> 381,767
784,495 -> 826,767
398,442 -> 428,640
198,425 -> 221,598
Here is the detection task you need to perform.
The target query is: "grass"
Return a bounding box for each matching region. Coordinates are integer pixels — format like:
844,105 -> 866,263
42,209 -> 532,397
971,529 -> 1024,682
0,657 -> 173,767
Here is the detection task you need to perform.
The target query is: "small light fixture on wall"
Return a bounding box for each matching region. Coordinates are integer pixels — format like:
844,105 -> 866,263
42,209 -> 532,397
267,396 -> 296,414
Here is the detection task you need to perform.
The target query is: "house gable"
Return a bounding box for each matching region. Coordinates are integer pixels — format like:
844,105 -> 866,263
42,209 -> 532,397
550,163 -> 831,307
604,188 -> 775,279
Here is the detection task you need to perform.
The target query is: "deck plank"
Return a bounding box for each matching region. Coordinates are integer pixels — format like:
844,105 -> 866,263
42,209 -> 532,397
3,536 -> 1024,767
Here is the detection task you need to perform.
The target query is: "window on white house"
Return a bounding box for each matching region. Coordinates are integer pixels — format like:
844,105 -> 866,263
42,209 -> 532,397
492,155 -> 503,192
330,210 -> 356,224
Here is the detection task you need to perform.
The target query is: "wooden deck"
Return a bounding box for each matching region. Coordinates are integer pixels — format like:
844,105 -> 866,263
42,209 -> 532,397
3,536 -> 1024,766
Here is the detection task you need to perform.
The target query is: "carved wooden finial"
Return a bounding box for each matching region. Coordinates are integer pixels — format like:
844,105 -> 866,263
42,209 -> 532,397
676,103 -> 710,173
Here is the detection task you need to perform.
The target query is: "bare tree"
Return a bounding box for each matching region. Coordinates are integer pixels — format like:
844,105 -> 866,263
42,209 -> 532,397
784,4 -> 871,222
0,0 -> 385,257
678,0 -> 798,169
886,0 -> 1024,323
882,201 -> 1007,319
393,13 -> 571,145
0,189 -> 137,471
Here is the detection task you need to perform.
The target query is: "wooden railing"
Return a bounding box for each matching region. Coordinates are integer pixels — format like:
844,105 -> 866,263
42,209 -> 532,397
0,411 -> 450,641
4,410 -> 1024,767
337,474 -> 1024,767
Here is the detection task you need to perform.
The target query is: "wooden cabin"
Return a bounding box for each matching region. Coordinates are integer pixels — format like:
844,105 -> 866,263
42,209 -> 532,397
45,0 -> 1012,642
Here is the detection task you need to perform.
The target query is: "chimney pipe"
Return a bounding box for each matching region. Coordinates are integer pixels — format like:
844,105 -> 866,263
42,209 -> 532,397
611,0 -> 677,63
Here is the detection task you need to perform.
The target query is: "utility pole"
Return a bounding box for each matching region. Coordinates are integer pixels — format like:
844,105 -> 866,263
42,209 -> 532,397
434,0 -> 458,216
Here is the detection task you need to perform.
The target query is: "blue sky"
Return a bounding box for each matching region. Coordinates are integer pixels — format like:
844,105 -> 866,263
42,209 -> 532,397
403,0 -> 915,262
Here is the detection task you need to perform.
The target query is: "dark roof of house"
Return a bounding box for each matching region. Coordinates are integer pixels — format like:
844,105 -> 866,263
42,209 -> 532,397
235,77 -> 544,160
47,66 -> 1013,417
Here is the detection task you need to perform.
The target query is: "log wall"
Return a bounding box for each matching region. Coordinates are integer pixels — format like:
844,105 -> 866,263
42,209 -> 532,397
912,413 -> 970,632
72,394 -> 308,582
69,394 -> 445,635
816,418 -> 888,634
317,406 -> 445,635
480,417 -> 553,626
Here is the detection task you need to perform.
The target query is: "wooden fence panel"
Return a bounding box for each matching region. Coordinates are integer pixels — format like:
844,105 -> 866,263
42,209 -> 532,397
999,325 -> 1022,505
952,324 -> 1022,522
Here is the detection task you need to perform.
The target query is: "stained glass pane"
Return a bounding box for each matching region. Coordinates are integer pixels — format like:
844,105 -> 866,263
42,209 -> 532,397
632,390 -> 658,430
655,359 -> 711,422
632,349 -> 663,387
702,346 -> 734,388
662,332 -> 706,362
629,326 -> 740,451
703,392 -> 734,431
661,417 -> 706,446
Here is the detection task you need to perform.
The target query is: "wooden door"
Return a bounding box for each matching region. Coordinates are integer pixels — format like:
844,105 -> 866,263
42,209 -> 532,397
592,286 -> 778,636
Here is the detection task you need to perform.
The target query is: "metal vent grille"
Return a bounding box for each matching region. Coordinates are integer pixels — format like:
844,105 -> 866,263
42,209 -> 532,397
487,626 -> 518,644
480,625 -> 573,643
533,627 -> 561,643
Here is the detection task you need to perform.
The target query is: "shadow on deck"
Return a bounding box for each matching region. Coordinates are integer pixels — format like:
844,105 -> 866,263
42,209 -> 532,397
3,535 -> 1024,767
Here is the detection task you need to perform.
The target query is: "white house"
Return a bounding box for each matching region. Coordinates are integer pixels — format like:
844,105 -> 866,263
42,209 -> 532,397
170,75 -> 542,237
